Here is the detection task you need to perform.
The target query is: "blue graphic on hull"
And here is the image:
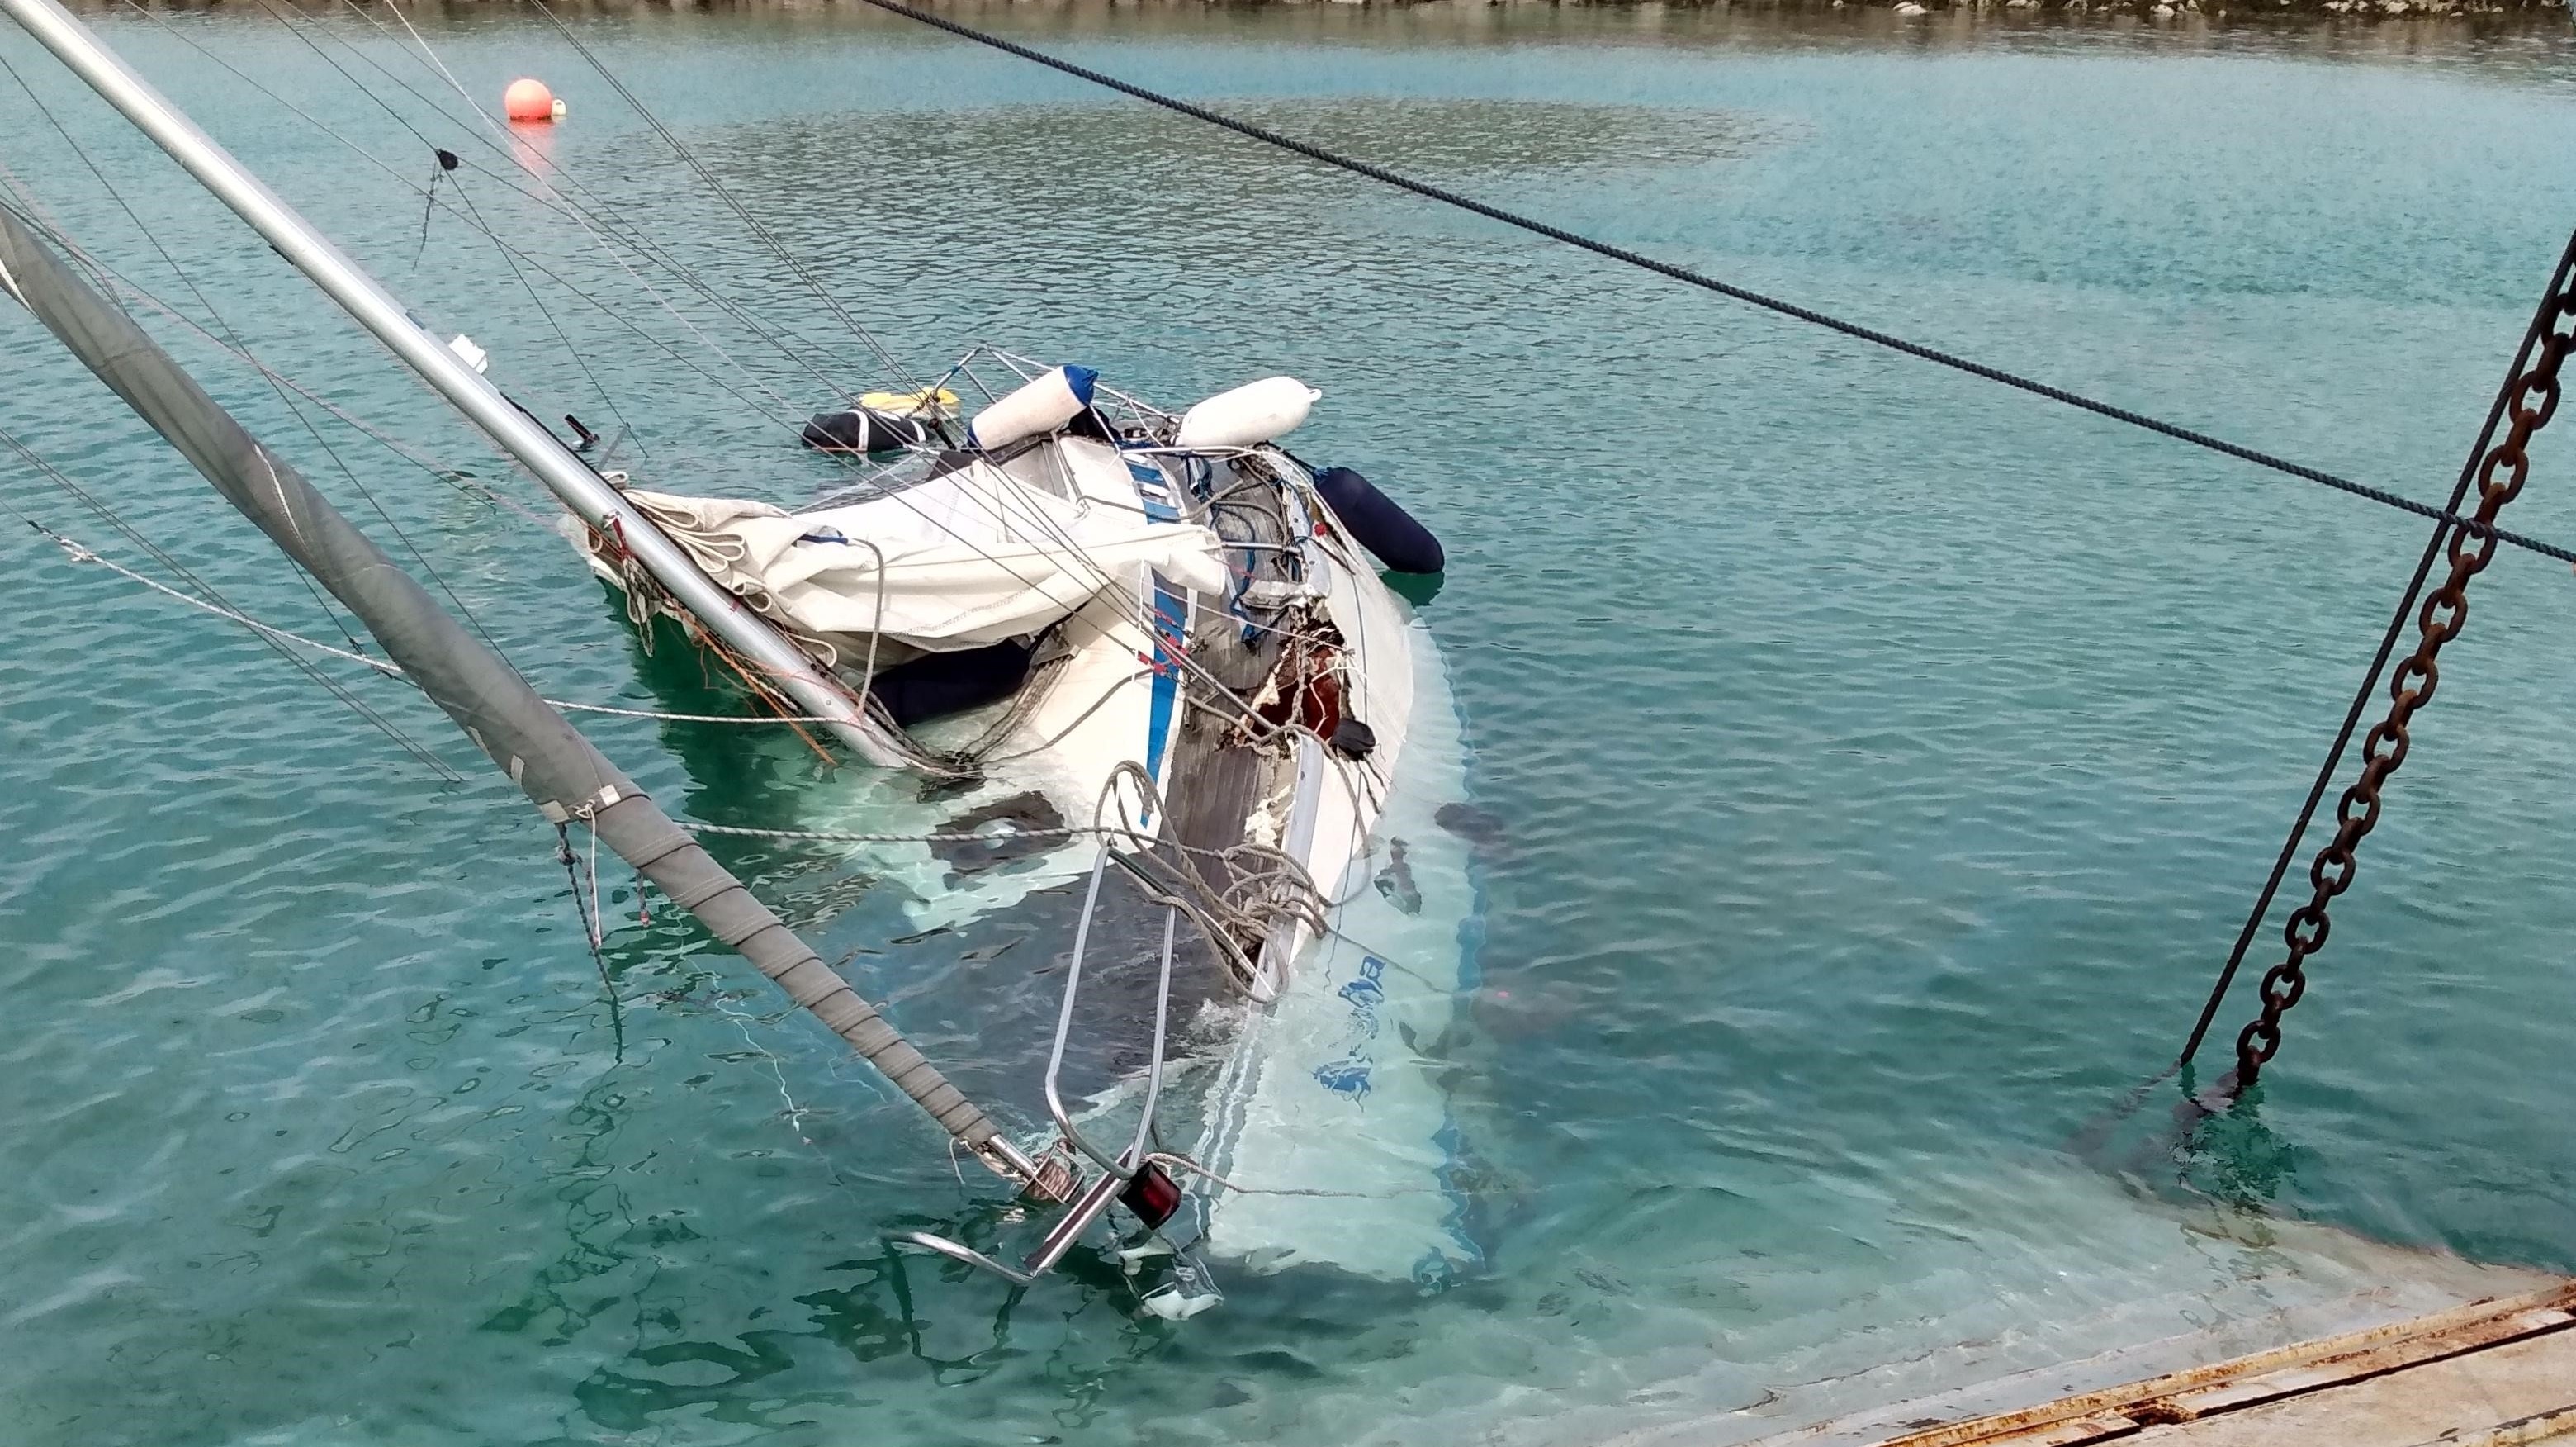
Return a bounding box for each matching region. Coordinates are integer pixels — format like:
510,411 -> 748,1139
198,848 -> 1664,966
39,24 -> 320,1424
1141,576 -> 1188,824
1312,955 -> 1390,1099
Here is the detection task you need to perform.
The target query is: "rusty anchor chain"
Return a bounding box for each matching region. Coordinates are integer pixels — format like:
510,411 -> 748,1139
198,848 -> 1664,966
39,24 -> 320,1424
2224,259 -> 2576,1089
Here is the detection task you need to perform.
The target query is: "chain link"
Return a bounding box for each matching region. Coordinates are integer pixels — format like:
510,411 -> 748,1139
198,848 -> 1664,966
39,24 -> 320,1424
2232,284 -> 2576,1084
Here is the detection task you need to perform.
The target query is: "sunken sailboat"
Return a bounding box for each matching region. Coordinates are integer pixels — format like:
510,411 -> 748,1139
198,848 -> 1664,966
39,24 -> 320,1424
0,0 -> 1482,1306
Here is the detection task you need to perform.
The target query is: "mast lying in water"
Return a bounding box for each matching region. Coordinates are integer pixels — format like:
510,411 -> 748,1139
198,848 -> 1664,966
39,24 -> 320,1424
0,197 -> 1042,1192
0,0 -> 921,771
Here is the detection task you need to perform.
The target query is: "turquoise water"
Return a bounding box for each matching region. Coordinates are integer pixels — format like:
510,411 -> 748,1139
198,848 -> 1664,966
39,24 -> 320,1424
6,5 -> 2576,1443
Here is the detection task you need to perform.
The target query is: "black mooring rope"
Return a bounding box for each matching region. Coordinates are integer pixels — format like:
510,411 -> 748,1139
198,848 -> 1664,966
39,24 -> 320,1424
850,0 -> 2576,567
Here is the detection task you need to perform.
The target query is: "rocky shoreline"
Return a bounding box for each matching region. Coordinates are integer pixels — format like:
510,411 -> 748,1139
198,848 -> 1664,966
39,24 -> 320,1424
1418,0 -> 2555,18
1858,0 -> 2557,16
84,0 -> 2576,25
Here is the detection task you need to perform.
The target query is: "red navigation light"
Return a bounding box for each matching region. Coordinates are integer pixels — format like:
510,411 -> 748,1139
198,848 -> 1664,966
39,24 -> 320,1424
1120,1162 -> 1183,1228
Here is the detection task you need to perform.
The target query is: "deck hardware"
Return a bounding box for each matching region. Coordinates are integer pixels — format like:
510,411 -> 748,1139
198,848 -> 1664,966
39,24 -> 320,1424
907,854 -> 1195,1286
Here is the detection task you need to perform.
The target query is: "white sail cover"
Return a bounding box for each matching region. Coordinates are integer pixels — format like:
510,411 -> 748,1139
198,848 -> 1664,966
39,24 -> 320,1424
618,459 -> 1227,652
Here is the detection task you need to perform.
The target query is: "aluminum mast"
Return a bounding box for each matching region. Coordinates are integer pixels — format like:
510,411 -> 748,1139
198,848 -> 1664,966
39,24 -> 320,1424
0,0 -> 918,770
0,196 -> 1039,1188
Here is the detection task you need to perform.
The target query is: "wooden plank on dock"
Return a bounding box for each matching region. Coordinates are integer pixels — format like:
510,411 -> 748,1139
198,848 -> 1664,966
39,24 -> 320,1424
1857,1282 -> 2576,1447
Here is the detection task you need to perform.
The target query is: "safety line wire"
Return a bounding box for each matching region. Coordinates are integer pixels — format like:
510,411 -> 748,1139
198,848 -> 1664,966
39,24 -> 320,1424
845,0 -> 2576,568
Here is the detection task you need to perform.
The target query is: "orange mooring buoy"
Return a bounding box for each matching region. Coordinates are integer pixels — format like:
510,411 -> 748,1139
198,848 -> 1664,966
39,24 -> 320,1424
504,78 -> 562,124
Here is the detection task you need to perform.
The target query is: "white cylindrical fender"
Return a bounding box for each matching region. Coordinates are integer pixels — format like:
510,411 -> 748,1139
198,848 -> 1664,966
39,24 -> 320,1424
966,365 -> 1097,450
1172,376 -> 1320,449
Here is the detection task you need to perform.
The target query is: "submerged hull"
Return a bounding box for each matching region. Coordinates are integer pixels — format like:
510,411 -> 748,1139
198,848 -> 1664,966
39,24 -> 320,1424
574,358 -> 1476,1292
1188,605 -> 1482,1283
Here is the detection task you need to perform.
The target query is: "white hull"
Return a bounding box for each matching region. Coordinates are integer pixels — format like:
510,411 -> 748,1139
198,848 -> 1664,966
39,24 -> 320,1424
1191,604 -> 1482,1282
575,358 -> 1475,1293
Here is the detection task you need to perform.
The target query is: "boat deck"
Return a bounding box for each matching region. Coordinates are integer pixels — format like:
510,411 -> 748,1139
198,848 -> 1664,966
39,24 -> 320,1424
1741,1282 -> 2576,1447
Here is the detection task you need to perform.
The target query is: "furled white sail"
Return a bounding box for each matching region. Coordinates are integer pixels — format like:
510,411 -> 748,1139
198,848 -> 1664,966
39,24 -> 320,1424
617,458 -> 1226,653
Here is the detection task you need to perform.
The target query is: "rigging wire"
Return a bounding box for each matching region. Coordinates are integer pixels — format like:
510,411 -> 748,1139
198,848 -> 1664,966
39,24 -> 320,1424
429,150 -> 864,417
348,0 -> 862,418
245,0 -> 648,455
23,513 -> 855,724
0,159 -> 552,529
0,429 -> 464,781
0,74 -> 543,702
0,48 -> 378,660
841,0 -> 2576,567
97,0 -> 971,542
100,0 -> 837,427
516,0 -> 926,395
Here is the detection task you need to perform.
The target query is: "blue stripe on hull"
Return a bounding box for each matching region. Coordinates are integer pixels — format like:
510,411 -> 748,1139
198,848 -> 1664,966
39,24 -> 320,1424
1141,574 -> 1188,825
